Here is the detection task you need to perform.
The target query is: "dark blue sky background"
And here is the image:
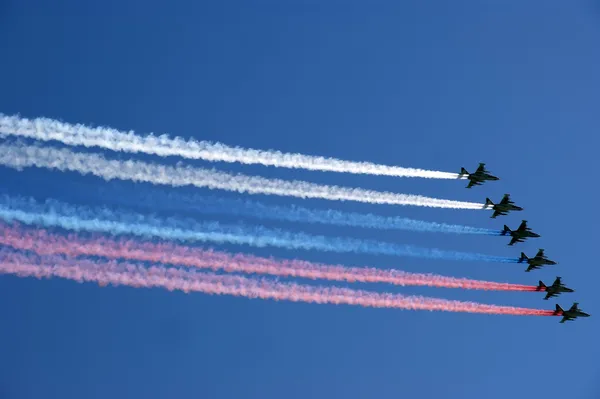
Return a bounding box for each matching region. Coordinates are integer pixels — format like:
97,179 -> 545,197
1,2 -> 599,398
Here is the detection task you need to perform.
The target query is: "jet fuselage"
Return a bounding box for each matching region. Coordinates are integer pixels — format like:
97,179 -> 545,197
562,310 -> 590,319
495,203 -> 523,213
513,230 -> 541,240
529,257 -> 557,267
542,283 -> 574,299
469,173 -> 498,183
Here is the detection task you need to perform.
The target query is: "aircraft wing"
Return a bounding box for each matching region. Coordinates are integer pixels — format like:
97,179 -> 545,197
545,292 -> 558,300
466,180 -> 477,189
491,210 -> 504,219
499,194 -> 510,205
560,316 -> 569,323
475,163 -> 485,173
516,220 -> 527,232
569,303 -> 579,312
535,249 -> 545,258
508,236 -> 519,246
553,277 -> 562,286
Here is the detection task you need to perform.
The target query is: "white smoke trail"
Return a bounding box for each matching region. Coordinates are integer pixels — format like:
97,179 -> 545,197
0,142 -> 487,210
0,113 -> 462,179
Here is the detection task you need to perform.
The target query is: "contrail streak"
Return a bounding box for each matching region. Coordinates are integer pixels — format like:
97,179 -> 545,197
0,142 -> 486,209
0,223 -> 535,291
95,186 -> 501,235
0,249 -> 554,316
0,113 -> 464,179
0,195 -> 517,263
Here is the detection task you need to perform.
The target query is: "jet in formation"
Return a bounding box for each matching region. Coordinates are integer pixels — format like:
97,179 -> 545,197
485,194 -> 523,218
501,220 -> 540,246
553,303 -> 590,323
459,163 -> 499,189
518,249 -> 557,272
463,166 -> 587,323
536,277 -> 574,300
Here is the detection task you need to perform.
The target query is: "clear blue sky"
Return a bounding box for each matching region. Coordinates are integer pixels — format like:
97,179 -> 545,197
1,1 -> 599,398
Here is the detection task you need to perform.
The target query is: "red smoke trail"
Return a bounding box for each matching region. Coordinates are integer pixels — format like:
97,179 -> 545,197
0,222 -> 538,292
0,249 -> 555,316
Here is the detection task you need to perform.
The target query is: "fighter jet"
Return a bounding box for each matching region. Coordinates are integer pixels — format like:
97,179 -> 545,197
485,194 -> 523,218
553,302 -> 590,323
536,277 -> 574,300
459,163 -> 499,189
501,220 -> 540,246
518,249 -> 557,272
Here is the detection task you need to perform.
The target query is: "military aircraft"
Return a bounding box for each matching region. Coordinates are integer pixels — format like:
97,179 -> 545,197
518,249 -> 557,271
536,277 -> 574,300
501,220 -> 540,246
485,194 -> 523,218
459,163 -> 499,189
553,302 -> 590,323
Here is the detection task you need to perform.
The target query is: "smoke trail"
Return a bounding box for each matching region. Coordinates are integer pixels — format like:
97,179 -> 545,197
0,249 -> 554,316
0,195 -> 518,263
95,186 -> 501,236
0,142 -> 487,210
0,222 -> 536,291
0,113 -> 464,179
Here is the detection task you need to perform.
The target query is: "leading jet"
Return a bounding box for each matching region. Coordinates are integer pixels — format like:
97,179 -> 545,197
501,220 -> 540,246
485,194 -> 523,218
536,277 -> 574,300
553,302 -> 590,323
518,249 -> 557,272
459,163 -> 499,189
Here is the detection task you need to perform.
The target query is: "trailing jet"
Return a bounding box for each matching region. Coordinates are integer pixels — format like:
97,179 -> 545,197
536,277 -> 574,300
518,249 -> 557,272
501,220 -> 540,246
459,163 -> 499,189
553,302 -> 590,323
485,194 -> 523,218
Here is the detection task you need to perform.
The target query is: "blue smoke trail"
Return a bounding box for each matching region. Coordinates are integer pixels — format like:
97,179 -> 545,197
93,186 -> 502,236
0,195 -> 517,263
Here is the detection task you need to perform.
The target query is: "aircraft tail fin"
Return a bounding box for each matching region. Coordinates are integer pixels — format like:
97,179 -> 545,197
485,198 -> 494,207
502,225 -> 511,235
518,252 -> 528,262
460,167 -> 469,175
538,281 -> 546,289
555,304 -> 564,314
